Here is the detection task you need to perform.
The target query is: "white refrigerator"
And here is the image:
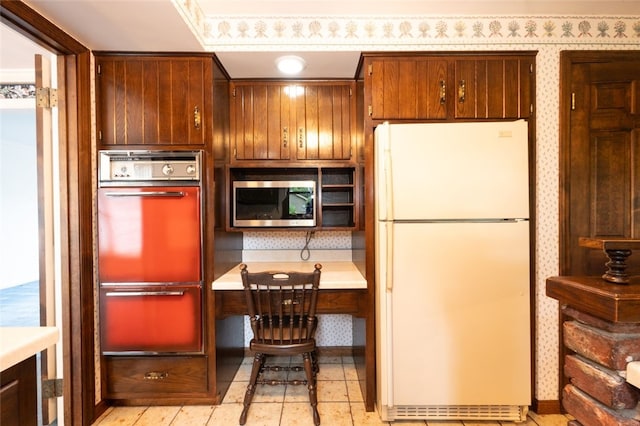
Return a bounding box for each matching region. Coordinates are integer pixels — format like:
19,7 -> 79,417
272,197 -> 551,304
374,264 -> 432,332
375,120 -> 531,422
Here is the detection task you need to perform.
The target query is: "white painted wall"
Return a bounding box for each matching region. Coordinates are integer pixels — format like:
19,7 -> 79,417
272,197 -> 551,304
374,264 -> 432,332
0,108 -> 39,289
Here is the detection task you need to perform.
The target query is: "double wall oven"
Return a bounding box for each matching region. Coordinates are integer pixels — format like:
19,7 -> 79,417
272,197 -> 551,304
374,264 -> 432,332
98,150 -> 203,354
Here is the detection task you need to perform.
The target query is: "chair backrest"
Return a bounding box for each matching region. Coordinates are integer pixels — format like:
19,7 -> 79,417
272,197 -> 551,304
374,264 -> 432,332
240,263 -> 322,345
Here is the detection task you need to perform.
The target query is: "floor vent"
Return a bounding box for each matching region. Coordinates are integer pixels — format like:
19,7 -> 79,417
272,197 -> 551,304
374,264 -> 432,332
384,405 -> 528,422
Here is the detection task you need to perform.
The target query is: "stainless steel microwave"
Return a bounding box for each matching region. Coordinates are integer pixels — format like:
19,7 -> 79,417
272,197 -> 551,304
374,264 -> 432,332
232,180 -> 316,227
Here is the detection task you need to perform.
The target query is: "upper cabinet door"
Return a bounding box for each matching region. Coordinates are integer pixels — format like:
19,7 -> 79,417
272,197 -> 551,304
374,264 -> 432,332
368,57 -> 449,120
230,81 -> 355,162
296,83 -> 355,160
230,83 -> 292,160
454,58 -> 534,119
364,53 -> 535,122
96,56 -> 213,146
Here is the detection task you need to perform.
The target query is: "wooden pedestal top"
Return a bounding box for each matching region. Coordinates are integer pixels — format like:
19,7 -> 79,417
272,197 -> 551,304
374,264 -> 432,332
578,237 -> 640,284
578,237 -> 640,251
546,275 -> 640,323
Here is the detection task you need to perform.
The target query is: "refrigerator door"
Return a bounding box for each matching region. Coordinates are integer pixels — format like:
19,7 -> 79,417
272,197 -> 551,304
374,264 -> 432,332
375,120 -> 530,221
381,220 -> 531,407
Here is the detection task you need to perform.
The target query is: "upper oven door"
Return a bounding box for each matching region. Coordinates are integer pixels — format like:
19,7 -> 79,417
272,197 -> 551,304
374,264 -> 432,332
98,186 -> 202,283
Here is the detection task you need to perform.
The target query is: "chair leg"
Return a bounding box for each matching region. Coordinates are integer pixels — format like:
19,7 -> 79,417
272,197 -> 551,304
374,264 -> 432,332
239,352 -> 264,425
302,352 -> 320,425
311,349 -> 319,374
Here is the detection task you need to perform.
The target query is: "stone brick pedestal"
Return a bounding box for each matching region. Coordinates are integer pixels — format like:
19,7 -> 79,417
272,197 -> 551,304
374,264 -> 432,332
547,276 -> 640,426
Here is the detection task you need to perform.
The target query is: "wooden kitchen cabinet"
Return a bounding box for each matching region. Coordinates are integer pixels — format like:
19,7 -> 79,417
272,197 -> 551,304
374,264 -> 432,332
453,57 -> 534,119
104,355 -> 208,401
96,54 -> 214,146
363,52 -> 535,121
367,57 -> 448,120
230,81 -> 355,161
0,356 -> 37,426
227,166 -> 358,230
320,167 -> 357,228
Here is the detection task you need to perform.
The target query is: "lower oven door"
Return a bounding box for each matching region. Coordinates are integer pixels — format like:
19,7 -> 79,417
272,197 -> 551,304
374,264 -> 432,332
100,283 -> 202,354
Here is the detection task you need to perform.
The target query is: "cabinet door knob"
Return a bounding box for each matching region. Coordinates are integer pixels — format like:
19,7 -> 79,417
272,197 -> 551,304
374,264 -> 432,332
283,127 -> 288,148
298,127 -> 304,149
439,80 -> 446,105
193,106 -> 201,129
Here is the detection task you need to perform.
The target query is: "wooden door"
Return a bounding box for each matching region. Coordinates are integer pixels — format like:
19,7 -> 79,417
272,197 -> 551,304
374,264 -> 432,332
454,57 -> 533,119
296,83 -> 354,160
560,51 -> 640,277
230,82 -> 292,160
367,57 -> 448,120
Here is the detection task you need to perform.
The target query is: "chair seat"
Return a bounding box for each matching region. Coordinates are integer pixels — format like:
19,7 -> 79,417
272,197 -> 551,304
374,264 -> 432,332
250,339 -> 316,355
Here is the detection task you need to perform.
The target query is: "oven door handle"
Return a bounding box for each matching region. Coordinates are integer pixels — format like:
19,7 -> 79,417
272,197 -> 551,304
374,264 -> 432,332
103,191 -> 186,198
105,291 -> 186,297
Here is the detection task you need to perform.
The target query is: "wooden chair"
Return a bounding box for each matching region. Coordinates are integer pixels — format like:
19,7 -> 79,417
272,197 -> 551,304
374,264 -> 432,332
239,263 -> 322,426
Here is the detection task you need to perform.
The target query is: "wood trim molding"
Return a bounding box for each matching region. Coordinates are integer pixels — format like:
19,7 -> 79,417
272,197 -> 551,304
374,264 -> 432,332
532,398 -> 562,415
1,1 -> 93,425
0,0 -> 86,54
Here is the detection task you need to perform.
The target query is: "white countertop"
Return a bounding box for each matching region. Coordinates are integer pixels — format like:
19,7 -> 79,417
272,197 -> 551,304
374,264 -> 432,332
0,327 -> 59,371
626,361 -> 640,389
212,261 -> 367,290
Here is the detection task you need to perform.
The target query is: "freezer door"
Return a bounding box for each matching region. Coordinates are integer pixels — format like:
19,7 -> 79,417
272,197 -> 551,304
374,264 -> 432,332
375,120 -> 530,220
384,221 -> 531,406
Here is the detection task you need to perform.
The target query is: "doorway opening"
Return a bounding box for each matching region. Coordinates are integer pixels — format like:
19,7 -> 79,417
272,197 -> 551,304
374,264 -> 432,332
0,22 -> 61,426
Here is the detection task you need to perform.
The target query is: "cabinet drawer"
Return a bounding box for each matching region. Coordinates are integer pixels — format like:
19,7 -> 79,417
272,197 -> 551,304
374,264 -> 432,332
105,356 -> 207,397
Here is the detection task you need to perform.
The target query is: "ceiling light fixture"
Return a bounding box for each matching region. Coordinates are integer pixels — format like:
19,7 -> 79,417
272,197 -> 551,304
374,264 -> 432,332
275,55 -> 306,75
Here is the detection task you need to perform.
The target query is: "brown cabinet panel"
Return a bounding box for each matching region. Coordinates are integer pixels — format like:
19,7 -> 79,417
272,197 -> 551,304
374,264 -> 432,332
231,83 -> 291,160
297,84 -> 354,160
454,58 -> 532,119
231,81 -> 354,161
216,289 -> 367,319
104,355 -> 208,399
0,356 -> 37,426
366,54 -> 534,121
370,57 -> 448,120
96,55 -> 213,146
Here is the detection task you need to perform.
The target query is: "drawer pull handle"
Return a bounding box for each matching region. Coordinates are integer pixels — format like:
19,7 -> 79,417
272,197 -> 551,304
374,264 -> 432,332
105,291 -> 185,297
144,371 -> 169,380
104,191 -> 185,198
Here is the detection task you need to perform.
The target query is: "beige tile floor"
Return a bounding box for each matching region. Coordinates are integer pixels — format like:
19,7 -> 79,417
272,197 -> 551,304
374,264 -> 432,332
93,354 -> 573,426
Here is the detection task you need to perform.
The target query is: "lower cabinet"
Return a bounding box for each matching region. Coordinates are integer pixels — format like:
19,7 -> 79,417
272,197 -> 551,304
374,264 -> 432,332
0,356 -> 37,426
104,355 -> 208,400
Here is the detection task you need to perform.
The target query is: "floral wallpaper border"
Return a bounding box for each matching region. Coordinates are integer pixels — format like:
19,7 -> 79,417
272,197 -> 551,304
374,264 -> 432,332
0,83 -> 36,99
172,1 -> 640,50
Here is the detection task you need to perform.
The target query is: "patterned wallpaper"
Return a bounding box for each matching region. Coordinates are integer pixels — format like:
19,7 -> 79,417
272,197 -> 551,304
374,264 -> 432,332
172,1 -> 640,50
173,1 -> 640,403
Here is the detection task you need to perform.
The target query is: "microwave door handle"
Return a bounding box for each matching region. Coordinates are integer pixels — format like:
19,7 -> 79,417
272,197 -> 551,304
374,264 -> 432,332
103,191 -> 186,198
105,291 -> 186,297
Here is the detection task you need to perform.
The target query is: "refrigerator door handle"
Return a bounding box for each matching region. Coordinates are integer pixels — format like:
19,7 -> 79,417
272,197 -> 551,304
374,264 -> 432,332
385,221 -> 394,292
383,137 -> 395,221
